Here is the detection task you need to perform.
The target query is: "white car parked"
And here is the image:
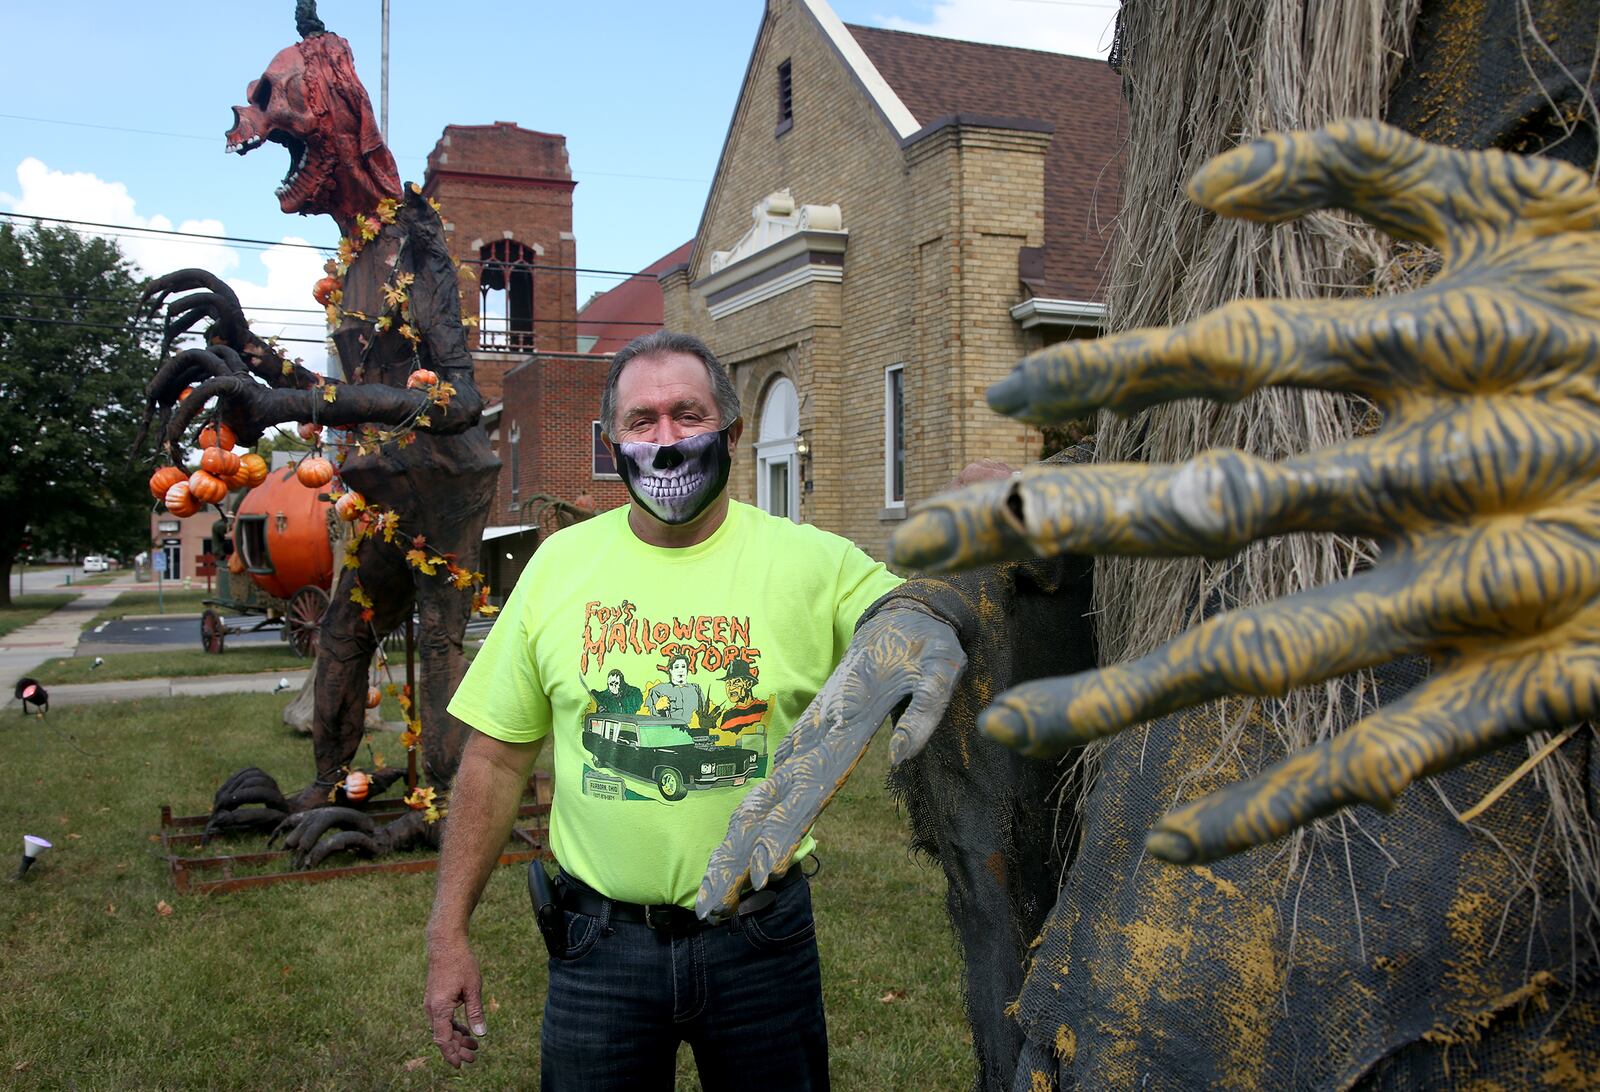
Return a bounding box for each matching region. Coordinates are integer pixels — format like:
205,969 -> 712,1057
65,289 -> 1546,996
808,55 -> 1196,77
82,555 -> 109,573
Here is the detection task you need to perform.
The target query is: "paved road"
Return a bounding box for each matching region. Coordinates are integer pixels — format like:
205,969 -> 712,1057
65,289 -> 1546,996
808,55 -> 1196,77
85,614 -> 287,650
9,566 -> 75,595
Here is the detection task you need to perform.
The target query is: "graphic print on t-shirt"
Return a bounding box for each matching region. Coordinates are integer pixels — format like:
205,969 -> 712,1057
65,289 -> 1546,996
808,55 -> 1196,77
577,598 -> 772,803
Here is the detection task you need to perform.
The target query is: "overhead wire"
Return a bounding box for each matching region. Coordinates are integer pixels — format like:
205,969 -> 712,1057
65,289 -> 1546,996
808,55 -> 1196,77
0,211 -> 659,277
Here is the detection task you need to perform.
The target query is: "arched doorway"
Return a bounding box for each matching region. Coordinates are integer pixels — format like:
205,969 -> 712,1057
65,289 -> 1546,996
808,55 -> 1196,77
755,377 -> 799,522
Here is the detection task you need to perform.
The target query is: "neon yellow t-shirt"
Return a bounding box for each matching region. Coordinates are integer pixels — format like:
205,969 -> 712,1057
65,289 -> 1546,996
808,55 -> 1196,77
448,500 -> 903,908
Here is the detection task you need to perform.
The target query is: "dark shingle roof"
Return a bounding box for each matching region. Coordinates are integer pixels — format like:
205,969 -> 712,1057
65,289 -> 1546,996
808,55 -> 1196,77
847,25 -> 1125,301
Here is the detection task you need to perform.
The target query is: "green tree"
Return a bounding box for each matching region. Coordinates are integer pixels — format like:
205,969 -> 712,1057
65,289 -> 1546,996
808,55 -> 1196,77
0,221 -> 156,606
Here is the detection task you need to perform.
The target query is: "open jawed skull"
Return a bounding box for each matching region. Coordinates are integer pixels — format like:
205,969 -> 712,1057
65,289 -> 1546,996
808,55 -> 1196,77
225,29 -> 399,233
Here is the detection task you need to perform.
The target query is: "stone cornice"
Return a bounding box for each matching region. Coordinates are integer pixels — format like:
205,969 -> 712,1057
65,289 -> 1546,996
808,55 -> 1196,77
692,230 -> 848,321
1010,296 -> 1106,329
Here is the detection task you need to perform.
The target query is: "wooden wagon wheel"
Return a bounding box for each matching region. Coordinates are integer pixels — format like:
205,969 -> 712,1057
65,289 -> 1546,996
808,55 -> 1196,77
200,608 -> 226,654
285,585 -> 329,659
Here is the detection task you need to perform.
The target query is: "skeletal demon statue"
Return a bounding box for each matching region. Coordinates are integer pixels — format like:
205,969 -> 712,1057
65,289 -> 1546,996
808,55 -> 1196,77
701,1 -> 1600,1088
139,2 -> 496,863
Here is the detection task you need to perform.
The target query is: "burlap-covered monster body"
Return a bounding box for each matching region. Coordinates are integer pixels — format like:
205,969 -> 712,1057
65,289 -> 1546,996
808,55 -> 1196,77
138,2 -> 496,860
703,1 -> 1599,1088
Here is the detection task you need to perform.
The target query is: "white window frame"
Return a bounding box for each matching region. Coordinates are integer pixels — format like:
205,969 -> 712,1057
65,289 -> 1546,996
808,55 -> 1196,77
884,364 -> 905,509
755,377 -> 801,523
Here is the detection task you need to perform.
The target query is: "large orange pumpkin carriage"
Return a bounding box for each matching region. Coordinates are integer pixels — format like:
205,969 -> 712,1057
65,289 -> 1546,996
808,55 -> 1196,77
199,463 -> 335,657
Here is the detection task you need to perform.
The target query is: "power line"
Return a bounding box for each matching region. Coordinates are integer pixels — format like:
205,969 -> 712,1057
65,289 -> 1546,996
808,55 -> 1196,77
0,311 -> 329,346
0,112 -> 711,183
0,212 -> 656,277
0,289 -> 671,326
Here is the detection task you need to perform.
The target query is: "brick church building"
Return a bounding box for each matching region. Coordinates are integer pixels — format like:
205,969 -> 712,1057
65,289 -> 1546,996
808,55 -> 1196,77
662,0 -> 1126,558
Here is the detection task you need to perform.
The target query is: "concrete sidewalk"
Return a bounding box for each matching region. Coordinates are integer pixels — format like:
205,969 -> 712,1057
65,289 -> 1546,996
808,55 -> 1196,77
1,575 -> 140,683
40,669 -> 311,707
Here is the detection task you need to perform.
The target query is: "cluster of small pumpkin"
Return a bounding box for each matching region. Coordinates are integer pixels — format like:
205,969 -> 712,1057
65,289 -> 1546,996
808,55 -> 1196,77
147,418 -> 347,519
146,424 -> 273,518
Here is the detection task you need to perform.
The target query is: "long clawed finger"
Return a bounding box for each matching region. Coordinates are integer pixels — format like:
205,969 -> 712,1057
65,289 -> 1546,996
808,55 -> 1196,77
977,563 -> 1449,758
1143,648 -> 1600,863
892,441 -> 1396,573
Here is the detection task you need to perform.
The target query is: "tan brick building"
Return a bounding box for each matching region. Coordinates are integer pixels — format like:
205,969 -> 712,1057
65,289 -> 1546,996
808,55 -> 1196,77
661,0 -> 1125,557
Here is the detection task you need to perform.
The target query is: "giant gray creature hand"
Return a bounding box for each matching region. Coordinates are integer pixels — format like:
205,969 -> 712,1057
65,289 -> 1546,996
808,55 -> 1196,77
697,606 -> 965,920
891,119 -> 1600,865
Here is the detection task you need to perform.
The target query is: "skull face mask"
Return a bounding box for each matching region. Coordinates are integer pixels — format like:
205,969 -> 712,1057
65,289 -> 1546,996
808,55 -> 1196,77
617,425 -> 735,526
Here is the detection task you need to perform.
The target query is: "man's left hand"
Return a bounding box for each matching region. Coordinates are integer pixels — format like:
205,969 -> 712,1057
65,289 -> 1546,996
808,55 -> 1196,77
696,606 -> 965,920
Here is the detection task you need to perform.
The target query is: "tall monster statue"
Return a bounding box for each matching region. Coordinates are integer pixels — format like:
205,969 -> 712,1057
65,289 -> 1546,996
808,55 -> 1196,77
139,1 -> 497,855
702,2 -> 1599,1088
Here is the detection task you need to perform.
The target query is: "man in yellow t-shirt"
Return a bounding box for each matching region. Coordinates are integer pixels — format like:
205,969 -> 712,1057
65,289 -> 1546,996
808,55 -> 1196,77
423,331 -> 963,1090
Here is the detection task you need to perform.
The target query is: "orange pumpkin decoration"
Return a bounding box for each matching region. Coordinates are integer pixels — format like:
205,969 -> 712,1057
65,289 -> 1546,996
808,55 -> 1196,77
164,481 -> 198,518
296,456 -> 335,488
200,446 -> 241,478
188,470 -> 228,506
297,422 -> 323,442
407,369 -> 439,389
149,466 -> 187,500
198,423 -> 237,451
312,275 -> 342,307
223,465 -> 252,491
365,686 -> 382,710
334,490 -> 366,521
238,453 -> 270,488
227,551 -> 247,575
178,386 -> 195,402
344,769 -> 371,802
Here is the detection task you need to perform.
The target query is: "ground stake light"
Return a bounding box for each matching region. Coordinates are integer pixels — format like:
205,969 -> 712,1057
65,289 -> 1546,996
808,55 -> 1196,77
16,835 -> 51,880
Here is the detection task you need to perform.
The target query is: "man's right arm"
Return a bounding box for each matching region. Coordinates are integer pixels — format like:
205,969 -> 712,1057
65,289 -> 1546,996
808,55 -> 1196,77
423,729 -> 542,1068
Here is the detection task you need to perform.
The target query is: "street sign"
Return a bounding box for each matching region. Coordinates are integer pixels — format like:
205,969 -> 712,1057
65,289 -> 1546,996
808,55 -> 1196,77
153,553 -> 168,576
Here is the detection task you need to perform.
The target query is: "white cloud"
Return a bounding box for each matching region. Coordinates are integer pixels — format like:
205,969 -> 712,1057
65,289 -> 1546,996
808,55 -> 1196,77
877,0 -> 1118,58
2,157 -> 331,371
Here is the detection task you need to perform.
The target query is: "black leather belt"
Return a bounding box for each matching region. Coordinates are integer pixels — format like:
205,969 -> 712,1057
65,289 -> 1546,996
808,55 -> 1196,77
556,865 -> 804,931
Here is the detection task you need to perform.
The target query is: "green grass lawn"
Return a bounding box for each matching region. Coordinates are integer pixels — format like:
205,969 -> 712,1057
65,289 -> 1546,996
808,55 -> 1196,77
69,571 -> 122,587
87,589 -> 215,628
32,645 -> 310,685
0,593 -> 78,639
0,695 -> 972,1089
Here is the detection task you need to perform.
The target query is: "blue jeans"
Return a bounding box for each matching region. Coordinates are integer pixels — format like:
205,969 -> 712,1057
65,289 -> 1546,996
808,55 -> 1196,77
539,875 -> 829,1091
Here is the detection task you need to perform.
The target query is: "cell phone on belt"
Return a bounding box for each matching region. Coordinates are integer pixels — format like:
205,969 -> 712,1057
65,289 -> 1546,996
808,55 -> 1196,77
527,859 -> 566,958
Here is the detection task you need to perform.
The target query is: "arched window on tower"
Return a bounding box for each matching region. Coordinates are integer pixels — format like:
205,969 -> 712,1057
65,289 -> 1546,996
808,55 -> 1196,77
479,239 -> 538,352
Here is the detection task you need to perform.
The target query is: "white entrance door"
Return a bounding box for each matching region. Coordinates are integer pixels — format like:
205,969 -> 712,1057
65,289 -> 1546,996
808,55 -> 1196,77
754,377 -> 800,522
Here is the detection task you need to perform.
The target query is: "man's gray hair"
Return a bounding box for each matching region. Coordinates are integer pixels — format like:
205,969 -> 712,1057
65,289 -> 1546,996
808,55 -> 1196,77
600,330 -> 740,437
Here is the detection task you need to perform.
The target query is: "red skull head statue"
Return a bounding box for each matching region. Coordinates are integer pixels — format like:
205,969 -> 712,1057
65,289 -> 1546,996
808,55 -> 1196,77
226,1 -> 400,235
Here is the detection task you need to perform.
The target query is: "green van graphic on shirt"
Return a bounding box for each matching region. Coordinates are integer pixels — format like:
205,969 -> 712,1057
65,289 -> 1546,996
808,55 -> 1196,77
578,599 -> 772,802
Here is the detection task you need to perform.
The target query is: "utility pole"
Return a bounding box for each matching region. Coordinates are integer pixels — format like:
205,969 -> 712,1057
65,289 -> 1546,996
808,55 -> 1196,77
380,0 -> 391,144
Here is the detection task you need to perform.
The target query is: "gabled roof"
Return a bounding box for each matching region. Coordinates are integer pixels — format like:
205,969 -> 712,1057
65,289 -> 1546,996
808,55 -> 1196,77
577,241 -> 694,355
846,24 -> 1125,302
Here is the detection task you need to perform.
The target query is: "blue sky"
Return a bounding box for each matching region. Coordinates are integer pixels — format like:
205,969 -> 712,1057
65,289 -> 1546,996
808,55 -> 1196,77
0,0 -> 1116,352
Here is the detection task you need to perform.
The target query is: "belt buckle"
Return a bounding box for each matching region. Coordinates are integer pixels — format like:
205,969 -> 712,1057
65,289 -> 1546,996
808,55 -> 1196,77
644,904 -> 677,931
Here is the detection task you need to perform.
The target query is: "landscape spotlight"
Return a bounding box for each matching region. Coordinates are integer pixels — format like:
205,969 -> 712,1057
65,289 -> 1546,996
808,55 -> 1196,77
273,677 -> 292,693
13,677 -> 48,716
16,835 -> 51,880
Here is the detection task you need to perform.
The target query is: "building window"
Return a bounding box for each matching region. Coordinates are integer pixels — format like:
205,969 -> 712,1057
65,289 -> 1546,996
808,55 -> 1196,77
479,239 -> 538,352
884,365 -> 904,507
593,421 -> 619,479
755,377 -> 800,522
508,421 -> 521,502
776,59 -> 793,137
